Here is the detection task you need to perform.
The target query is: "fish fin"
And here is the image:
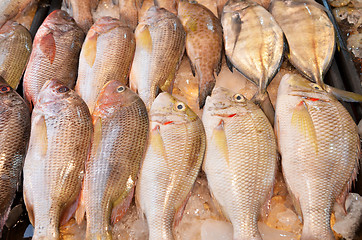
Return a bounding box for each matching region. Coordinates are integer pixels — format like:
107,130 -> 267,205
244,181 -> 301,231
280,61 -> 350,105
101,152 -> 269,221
129,74 -> 138,93
188,57 -> 196,77
82,32 -> 98,67
198,70 -> 216,108
64,0 -> 70,8
215,53 -> 222,76
291,100 -> 318,154
286,185 -> 303,220
111,187 -> 135,224
225,55 -> 234,72
60,192 -> 81,226
23,189 -> 34,226
160,68 -> 176,95
92,117 -> 102,151
173,189 -> 192,228
136,24 -> 152,52
154,0 -> 160,7
211,120 -> 229,165
230,12 -> 242,57
252,91 -> 275,125
325,85 -> 362,102
74,188 -> 86,225
112,0 -> 119,5
208,188 -> 229,221
1,203 -> 12,231
259,175 -> 276,222
150,125 -> 167,161
91,0 -> 100,10
40,32 -> 56,64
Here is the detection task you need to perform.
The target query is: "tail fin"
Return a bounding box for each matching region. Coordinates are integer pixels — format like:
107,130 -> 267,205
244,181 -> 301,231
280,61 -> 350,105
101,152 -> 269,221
252,91 -> 275,126
198,72 -> 216,109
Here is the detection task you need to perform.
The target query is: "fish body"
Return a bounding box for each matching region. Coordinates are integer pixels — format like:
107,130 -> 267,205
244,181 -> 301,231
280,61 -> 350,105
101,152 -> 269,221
0,77 -> 30,233
23,79 -> 93,240
202,86 -> 277,240
0,0 -> 37,27
0,21 -> 32,89
178,0 -> 223,108
118,0 -> 140,28
23,10 -> 84,109
155,0 -> 178,15
222,0 -> 283,123
136,92 -> 206,240
270,0 -> 335,88
75,17 -> 135,114
129,7 -> 185,110
275,74 -> 360,240
79,81 -> 148,239
63,0 -> 100,32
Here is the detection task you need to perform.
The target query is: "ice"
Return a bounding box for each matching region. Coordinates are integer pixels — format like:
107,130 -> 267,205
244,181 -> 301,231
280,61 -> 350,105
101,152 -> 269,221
333,193 -> 362,240
200,220 -> 233,240
258,222 -> 298,240
93,0 -> 120,21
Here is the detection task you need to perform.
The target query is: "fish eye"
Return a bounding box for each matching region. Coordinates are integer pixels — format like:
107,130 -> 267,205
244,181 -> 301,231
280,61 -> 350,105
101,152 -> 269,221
117,86 -> 125,92
233,93 -> 245,102
175,102 -> 186,111
0,85 -> 10,93
312,84 -> 321,90
57,86 -> 70,93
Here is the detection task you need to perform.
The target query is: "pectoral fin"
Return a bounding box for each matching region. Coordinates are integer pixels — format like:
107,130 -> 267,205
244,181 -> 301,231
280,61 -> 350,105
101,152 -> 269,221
40,32 -> 56,64
211,120 -> 229,165
326,85 -> 362,102
82,33 -> 98,67
136,24 -> 152,53
291,100 -> 318,153
111,187 -> 135,224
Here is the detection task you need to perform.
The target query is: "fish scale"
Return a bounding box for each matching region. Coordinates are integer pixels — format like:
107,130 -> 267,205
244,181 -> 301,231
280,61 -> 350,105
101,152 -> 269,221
23,79 -> 92,240
276,74 -> 359,240
136,92 -> 205,240
75,17 -> 135,114
80,81 -> 149,239
23,10 -> 84,109
202,86 -> 277,240
0,77 -> 30,234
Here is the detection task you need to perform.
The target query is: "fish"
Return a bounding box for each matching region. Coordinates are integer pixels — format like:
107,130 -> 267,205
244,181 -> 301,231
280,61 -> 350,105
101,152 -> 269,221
75,80 -> 149,239
23,79 -> 93,240
136,92 -> 206,240
63,0 -> 100,32
75,17 -> 135,114
0,21 -> 32,89
129,6 -> 186,110
275,74 -> 360,240
0,77 -> 30,234
138,0 -> 154,20
23,10 -> 84,110
178,0 -> 223,108
0,0 -> 37,27
221,0 -> 284,124
202,86 -> 277,240
270,0 -> 335,89
117,0 -> 140,29
154,0 -> 178,15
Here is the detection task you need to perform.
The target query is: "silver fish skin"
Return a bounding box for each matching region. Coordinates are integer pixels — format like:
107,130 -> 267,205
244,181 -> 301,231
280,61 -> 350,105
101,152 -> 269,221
0,77 -> 30,234
202,86 -> 277,240
23,79 -> 93,240
275,74 -> 360,240
136,92 -> 206,240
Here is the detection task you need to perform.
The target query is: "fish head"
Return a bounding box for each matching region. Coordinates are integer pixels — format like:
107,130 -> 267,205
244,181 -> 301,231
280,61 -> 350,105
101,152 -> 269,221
141,6 -> 175,25
42,10 -> 80,33
91,16 -> 125,34
204,86 -> 251,116
93,80 -> 143,118
36,79 -> 78,108
0,77 -> 21,107
150,92 -> 198,125
278,74 -> 331,101
0,21 -> 17,38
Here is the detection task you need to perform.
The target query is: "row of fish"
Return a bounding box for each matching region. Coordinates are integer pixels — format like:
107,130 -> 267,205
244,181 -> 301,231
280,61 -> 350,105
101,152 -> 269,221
0,0 -> 361,239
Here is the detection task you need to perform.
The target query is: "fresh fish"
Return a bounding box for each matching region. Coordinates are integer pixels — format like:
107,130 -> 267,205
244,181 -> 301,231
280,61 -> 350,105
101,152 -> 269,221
117,0 -> 140,29
0,21 -> 32,89
23,79 -> 93,240
154,0 -> 178,15
23,10 -> 84,109
76,80 -> 148,239
0,0 -> 37,27
275,74 -> 360,240
0,77 -> 30,234
138,0 -> 154,20
63,0 -> 100,32
270,0 -> 335,89
136,92 -> 206,240
178,0 -> 223,108
75,17 -> 135,114
202,86 -> 277,240
129,6 -> 185,110
222,0 -> 284,124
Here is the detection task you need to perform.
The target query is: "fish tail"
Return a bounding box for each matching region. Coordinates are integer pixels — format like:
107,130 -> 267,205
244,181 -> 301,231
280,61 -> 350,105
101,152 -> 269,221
198,71 -> 216,109
252,91 -> 275,125
86,231 -> 113,240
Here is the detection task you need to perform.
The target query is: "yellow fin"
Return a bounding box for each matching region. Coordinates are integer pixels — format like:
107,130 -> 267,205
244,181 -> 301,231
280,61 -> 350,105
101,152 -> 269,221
150,125 -> 167,160
291,100 -> 318,153
211,120 -> 229,165
83,33 -> 98,67
136,25 -> 152,52
111,187 -> 135,224
33,115 -> 48,157
92,117 -> 102,152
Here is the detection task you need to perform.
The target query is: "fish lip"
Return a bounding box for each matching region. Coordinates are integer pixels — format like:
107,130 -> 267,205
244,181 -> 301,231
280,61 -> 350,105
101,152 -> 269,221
288,92 -> 330,102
